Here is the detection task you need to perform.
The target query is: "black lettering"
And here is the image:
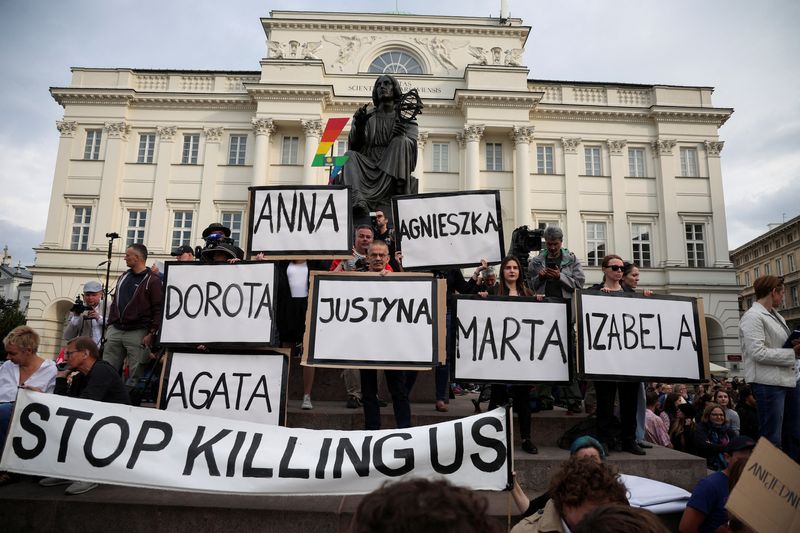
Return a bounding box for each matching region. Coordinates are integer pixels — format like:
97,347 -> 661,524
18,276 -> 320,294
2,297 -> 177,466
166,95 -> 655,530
429,424 -> 463,474
244,375 -> 272,412
333,436 -> 372,478
399,220 -> 411,240
253,283 -> 273,320
243,432 -> 273,478
479,317 -> 498,361
606,314 -> 622,351
279,437 -> 310,478
55,407 -> 93,462
208,374 -> 230,410
447,212 -> 460,235
254,193 -> 273,234
368,297 -> 382,321
84,416 -> 129,467
277,192 -> 297,232
183,426 -> 232,476
165,372 -> 187,409
338,298 -> 352,322
657,314 -> 675,350
456,317 -> 478,360
381,297 -> 399,322
184,284 -> 203,318
470,212 -> 483,234
459,212 -> 470,235
437,212 -> 448,237
539,322 -> 567,364
189,372 -> 212,409
639,313 -> 655,349
317,193 -> 339,232
622,313 -> 638,349
222,283 -> 244,318
501,317 -> 521,361
591,313 -> 608,350
205,282 -> 222,317
126,420 -> 173,469
226,431 -> 247,477
232,373 -> 250,410
319,298 -> 334,323
419,214 -> 432,238
373,433 -> 414,477
297,192 -> 316,233
165,285 -> 183,320
350,297 -> 367,322
470,416 -> 507,472
413,299 -> 432,324
12,402 -> 49,460
677,315 -> 697,351
484,210 -> 499,232
315,437 -> 333,479
522,319 -> 544,361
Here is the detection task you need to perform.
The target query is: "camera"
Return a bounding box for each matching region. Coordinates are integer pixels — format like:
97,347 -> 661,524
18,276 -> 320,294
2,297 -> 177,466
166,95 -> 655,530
509,226 -> 543,258
70,295 -> 90,315
56,362 -> 69,371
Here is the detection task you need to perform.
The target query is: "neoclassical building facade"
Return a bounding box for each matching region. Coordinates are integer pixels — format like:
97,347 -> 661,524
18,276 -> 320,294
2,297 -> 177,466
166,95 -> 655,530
28,10 -> 740,364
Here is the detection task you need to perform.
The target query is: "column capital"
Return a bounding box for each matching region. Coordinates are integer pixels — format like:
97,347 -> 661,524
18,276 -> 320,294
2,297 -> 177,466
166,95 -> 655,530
651,139 -> 677,156
251,118 -> 276,136
56,120 -> 78,137
417,131 -> 429,148
462,124 -> 485,142
510,126 -> 535,144
560,137 -> 582,154
203,127 -> 224,143
104,121 -> 130,140
301,119 -> 323,138
157,125 -> 177,142
704,140 -> 724,157
606,139 -> 627,155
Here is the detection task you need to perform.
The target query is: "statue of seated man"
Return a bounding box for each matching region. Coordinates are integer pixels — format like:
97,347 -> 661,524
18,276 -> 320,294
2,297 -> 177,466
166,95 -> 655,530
337,74 -> 418,221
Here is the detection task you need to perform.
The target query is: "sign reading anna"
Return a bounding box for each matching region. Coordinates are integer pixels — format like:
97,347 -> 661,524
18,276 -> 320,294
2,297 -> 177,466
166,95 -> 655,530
248,185 -> 351,257
1,390 -> 510,495
392,191 -> 504,270
160,261 -> 276,346
577,291 -> 704,381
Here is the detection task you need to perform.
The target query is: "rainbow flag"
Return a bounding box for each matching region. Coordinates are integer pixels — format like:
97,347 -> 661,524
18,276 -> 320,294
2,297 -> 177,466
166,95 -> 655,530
312,117 -> 349,171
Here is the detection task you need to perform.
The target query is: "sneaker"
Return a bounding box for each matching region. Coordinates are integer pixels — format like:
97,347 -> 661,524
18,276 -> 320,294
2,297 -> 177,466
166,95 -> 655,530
346,396 -> 360,409
65,481 -> 98,495
301,394 -> 313,410
39,477 -> 72,487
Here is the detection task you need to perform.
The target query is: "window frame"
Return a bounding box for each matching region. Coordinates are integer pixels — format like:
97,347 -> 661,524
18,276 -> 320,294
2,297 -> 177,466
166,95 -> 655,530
788,253 -> 796,273
137,132 -> 156,164
630,222 -> 652,268
84,129 -> 102,160
228,134 -> 247,166
628,147 -> 646,177
680,147 -> 700,177
584,145 -> 602,176
684,222 -> 706,267
485,142 -> 503,171
182,133 -> 200,164
281,136 -> 300,165
536,144 -> 555,174
432,142 -> 449,172
221,211 -> 243,247
585,221 -> 608,267
70,206 -> 93,251
125,209 -> 148,247
171,210 -> 194,249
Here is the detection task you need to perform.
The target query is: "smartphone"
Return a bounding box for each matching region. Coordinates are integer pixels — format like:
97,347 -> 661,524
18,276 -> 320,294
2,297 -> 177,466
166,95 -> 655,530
546,261 -> 558,270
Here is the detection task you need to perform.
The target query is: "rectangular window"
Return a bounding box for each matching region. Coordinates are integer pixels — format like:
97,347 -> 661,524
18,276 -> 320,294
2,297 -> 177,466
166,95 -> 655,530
764,262 -> 771,275
685,223 -> 706,267
171,211 -> 193,248
792,286 -> 799,308
584,146 -> 602,176
754,266 -> 760,278
335,140 -> 347,156
585,222 -> 607,267
680,147 -> 699,177
182,134 -> 200,164
281,136 -> 299,165
537,144 -> 554,174
631,223 -> 652,268
71,207 -> 92,251
735,274 -> 740,286
789,253 -> 796,272
137,133 -> 156,163
744,271 -> 751,286
628,147 -> 646,177
126,210 -> 147,246
746,297 -> 753,309
221,211 -> 243,246
432,142 -> 449,172
486,143 -> 503,171
84,129 -> 102,160
228,135 -> 247,165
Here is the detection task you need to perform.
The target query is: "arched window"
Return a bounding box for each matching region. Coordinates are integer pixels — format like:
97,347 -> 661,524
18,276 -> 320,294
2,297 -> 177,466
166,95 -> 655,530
368,50 -> 424,74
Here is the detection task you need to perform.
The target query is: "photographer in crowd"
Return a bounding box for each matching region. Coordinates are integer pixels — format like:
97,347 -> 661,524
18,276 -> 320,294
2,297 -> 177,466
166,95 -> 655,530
62,280 -> 105,347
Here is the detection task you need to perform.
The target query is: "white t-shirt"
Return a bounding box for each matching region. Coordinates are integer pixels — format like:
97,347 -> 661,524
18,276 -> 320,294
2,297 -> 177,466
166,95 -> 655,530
0,359 -> 57,402
287,261 -> 309,298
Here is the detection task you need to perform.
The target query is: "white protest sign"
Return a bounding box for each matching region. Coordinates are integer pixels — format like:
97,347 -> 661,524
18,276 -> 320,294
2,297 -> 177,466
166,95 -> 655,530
248,185 -> 351,257
160,261 -> 276,346
303,273 -> 443,368
1,390 -> 511,495
453,296 -> 571,383
577,291 -> 704,381
392,191 -> 504,270
162,352 -> 288,426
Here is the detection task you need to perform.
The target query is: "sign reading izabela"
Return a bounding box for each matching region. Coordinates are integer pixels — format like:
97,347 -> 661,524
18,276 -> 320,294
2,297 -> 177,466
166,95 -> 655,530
303,273 -> 445,368
577,291 -> 705,381
160,261 -> 276,347
248,185 -> 352,258
392,191 -> 504,270
1,390 -> 511,495
453,296 -> 572,384
162,352 -> 288,426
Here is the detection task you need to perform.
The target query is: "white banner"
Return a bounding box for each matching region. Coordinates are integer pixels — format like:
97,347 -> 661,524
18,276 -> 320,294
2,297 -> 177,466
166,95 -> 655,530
160,261 -> 276,346
577,292 -> 704,381
248,186 -> 351,257
454,296 -> 571,383
392,191 -> 505,270
1,391 -> 510,495
162,352 -> 288,426
304,273 -> 442,368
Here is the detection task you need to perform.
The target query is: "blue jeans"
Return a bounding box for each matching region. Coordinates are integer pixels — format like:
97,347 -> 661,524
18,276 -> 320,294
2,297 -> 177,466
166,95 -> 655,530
752,382 -> 800,461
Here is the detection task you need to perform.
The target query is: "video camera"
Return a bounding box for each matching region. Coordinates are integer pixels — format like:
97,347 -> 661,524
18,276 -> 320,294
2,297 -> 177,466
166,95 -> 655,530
509,226 -> 543,283
69,295 -> 90,315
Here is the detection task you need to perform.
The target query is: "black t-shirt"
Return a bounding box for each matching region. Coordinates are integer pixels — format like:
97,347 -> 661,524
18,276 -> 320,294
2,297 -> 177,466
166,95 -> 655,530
117,269 -> 148,317
55,360 -> 130,405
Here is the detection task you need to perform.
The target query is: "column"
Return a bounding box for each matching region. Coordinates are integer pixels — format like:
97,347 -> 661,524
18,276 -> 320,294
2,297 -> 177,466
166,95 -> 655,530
416,131 -> 428,192
607,139 -> 629,254
463,124 -> 484,191
705,141 -> 731,267
301,119 -> 323,185
91,121 -> 129,249
251,118 -> 275,187
43,121 -> 78,246
456,132 -> 467,190
511,126 -> 535,227
198,127 -> 223,232
148,126 -> 176,254
652,139 -> 682,267
560,137 -> 584,258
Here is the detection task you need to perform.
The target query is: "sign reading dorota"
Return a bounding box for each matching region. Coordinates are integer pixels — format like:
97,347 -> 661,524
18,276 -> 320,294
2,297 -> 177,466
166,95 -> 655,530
392,191 -> 504,270
160,261 -> 276,346
303,273 -> 445,368
577,291 -> 705,381
247,185 -> 352,258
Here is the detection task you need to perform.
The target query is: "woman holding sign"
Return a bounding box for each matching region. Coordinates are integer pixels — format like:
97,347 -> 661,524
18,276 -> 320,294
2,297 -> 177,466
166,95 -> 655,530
485,255 -> 539,454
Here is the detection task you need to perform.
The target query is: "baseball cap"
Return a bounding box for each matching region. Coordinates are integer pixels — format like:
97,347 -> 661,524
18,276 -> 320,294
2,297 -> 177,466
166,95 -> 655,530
171,245 -> 194,257
83,281 -> 103,293
725,436 -> 756,454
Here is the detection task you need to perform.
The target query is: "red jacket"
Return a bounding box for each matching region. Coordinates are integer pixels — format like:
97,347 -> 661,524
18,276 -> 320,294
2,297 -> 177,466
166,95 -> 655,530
107,267 -> 163,334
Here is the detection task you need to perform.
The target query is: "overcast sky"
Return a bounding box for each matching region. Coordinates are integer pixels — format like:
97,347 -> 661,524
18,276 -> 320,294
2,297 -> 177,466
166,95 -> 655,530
1,0 -> 797,266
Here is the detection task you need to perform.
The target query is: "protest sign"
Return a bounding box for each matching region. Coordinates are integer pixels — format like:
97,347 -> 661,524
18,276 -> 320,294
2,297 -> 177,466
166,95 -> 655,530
247,185 -> 352,258
1,390 -> 511,495
160,261 -> 276,347
392,191 -> 504,270
453,296 -> 572,384
161,351 -> 288,426
576,291 -> 705,381
727,438 -> 800,533
303,272 -> 445,369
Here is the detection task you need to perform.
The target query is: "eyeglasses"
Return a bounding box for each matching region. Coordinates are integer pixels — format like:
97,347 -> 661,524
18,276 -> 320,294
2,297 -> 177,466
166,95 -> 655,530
369,253 -> 388,258
65,349 -> 83,357
606,265 -> 624,272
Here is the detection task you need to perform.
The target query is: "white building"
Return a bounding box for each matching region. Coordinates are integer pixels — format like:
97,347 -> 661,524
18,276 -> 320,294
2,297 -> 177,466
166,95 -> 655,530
1,246 -> 32,313
28,10 -> 740,364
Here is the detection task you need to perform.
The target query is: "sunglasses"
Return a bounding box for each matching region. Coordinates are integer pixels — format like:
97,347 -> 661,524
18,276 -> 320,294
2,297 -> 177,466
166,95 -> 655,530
606,265 -> 624,272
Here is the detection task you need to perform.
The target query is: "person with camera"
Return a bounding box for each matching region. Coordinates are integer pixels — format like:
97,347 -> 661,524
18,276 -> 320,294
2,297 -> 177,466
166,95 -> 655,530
62,280 -> 105,347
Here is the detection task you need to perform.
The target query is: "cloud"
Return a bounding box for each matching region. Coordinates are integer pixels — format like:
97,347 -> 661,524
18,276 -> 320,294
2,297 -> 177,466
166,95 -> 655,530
0,134 -> 56,233
0,220 -> 45,267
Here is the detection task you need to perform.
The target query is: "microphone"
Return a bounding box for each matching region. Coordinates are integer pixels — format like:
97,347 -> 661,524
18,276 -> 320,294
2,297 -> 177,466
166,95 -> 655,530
105,232 -> 120,239
97,260 -> 110,267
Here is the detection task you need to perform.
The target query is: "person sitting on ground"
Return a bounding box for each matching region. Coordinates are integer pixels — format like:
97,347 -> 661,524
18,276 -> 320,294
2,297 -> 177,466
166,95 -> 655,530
693,403 -> 736,471
349,477 -> 500,533
572,505 -> 670,533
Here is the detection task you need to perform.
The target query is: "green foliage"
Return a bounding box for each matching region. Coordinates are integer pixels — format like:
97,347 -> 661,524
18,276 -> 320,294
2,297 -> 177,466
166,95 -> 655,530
0,298 -> 26,358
